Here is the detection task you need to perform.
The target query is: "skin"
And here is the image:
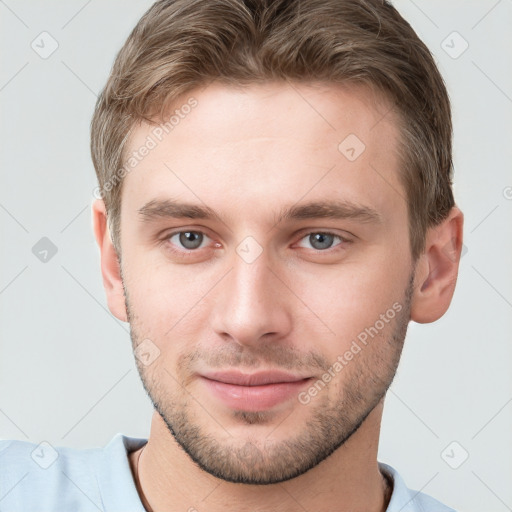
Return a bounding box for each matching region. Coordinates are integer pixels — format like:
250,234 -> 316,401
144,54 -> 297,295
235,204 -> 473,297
92,81 -> 464,512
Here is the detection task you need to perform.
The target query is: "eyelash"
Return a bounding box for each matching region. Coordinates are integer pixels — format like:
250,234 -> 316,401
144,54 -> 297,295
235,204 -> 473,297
161,229 -> 352,258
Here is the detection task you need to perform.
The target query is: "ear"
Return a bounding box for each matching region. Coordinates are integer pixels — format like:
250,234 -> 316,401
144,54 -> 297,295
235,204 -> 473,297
92,199 -> 128,322
410,206 -> 464,323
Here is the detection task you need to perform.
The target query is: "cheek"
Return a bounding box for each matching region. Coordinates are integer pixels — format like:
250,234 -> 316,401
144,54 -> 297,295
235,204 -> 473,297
285,275 -> 406,384
125,270 -> 214,370
294,260 -> 404,340
124,252 -> 201,319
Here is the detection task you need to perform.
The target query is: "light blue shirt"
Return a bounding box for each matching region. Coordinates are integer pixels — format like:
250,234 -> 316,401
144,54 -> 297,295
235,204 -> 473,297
0,433 -> 456,511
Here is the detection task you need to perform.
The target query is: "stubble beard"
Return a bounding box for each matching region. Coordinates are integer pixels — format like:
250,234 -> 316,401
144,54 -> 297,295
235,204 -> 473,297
124,271 -> 414,485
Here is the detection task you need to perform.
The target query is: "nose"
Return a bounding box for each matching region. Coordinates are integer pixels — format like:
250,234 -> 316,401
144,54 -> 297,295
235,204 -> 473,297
210,247 -> 293,348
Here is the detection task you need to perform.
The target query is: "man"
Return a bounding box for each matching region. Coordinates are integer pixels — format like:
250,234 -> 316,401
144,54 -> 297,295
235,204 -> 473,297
0,0 -> 463,511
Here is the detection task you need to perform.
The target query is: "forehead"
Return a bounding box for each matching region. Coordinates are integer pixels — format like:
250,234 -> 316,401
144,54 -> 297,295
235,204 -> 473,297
120,81 -> 405,229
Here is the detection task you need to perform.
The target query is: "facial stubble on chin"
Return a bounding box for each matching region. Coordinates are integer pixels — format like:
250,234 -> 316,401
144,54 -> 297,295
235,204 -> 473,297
122,267 -> 414,485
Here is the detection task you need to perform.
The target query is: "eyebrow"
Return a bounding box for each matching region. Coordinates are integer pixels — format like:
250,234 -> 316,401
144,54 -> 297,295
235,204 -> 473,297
137,198 -> 383,226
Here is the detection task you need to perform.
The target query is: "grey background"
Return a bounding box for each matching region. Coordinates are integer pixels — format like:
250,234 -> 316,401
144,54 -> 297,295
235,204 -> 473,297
0,1 -> 511,511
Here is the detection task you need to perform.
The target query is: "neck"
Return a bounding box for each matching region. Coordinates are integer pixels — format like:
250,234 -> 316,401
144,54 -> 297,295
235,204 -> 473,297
129,402 -> 391,512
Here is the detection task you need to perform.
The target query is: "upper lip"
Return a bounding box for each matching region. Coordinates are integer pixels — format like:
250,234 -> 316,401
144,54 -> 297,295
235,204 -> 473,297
201,370 -> 311,386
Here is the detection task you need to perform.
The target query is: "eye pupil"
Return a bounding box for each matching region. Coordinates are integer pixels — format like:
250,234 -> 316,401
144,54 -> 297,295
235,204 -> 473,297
179,231 -> 203,249
310,233 -> 334,250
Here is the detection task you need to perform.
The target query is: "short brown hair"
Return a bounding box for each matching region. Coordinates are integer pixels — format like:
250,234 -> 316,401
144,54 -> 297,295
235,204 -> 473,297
90,0 -> 455,261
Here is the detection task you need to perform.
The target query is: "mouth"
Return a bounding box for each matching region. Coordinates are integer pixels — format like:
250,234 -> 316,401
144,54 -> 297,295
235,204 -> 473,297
199,371 -> 313,412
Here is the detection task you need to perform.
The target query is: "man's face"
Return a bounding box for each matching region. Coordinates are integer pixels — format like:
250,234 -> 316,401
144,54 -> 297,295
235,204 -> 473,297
118,82 -> 414,484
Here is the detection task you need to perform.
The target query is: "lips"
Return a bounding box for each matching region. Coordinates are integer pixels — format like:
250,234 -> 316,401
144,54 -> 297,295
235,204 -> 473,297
202,370 -> 309,386
199,371 -> 312,412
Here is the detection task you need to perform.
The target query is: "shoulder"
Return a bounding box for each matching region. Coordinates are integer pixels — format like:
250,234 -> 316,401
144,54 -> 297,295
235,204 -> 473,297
0,436 -> 104,511
0,433 -> 148,512
379,462 -> 457,512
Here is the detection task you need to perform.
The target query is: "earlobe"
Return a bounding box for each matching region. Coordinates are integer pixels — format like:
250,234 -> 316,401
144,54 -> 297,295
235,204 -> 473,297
91,199 -> 128,322
410,206 -> 464,324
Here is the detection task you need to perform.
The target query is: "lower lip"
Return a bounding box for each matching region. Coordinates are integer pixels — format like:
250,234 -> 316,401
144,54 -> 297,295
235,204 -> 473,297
200,377 -> 311,412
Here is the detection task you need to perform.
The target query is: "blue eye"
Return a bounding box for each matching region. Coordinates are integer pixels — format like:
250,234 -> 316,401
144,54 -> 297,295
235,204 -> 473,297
297,232 -> 346,251
161,229 -> 350,259
168,231 -> 210,250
